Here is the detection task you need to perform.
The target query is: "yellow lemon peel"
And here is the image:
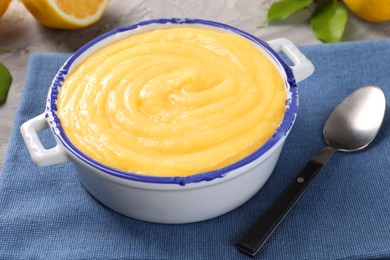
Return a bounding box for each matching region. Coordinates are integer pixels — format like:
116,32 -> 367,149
0,0 -> 11,17
343,0 -> 390,22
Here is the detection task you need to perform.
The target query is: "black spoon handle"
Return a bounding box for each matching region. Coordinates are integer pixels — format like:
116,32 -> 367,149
236,147 -> 335,256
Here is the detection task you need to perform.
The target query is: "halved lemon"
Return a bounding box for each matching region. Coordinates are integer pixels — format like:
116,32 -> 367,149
0,0 -> 12,17
22,0 -> 110,29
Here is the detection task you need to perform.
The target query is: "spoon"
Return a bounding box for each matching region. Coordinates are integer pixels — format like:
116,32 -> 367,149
236,86 -> 386,256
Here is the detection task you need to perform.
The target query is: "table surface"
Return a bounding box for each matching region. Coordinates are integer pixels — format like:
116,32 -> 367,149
0,0 -> 389,167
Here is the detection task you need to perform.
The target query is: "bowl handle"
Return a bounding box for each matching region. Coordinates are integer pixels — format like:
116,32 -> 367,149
20,113 -> 69,166
267,38 -> 314,83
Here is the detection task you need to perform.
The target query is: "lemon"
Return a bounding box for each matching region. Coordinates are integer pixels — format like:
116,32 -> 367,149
22,0 -> 110,29
343,0 -> 390,22
0,0 -> 11,17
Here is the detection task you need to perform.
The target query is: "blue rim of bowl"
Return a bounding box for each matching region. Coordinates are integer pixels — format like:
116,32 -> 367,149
46,18 -> 298,186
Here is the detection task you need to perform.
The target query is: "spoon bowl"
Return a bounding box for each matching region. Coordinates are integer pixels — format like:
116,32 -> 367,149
237,86 -> 386,256
324,86 -> 386,152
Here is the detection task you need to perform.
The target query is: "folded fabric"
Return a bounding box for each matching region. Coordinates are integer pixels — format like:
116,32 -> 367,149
1,39 -> 389,259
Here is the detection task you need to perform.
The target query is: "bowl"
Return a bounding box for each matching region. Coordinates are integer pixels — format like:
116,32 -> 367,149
20,18 -> 314,224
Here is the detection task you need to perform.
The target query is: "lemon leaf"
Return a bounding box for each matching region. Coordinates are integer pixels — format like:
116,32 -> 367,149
262,0 -> 314,25
0,47 -> 11,53
310,0 -> 348,42
0,63 -> 12,103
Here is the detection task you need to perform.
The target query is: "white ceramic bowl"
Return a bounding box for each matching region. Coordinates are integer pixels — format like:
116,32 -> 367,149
20,18 -> 314,224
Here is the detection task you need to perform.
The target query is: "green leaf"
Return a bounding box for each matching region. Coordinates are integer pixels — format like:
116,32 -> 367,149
310,0 -> 348,43
0,63 -> 12,103
262,0 -> 314,25
0,48 -> 11,53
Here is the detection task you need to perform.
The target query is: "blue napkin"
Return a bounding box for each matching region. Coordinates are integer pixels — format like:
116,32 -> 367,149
1,39 -> 390,259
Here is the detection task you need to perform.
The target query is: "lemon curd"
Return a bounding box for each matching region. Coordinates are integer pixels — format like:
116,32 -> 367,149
57,27 -> 287,177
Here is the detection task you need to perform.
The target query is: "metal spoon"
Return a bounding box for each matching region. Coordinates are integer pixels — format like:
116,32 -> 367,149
236,86 -> 386,256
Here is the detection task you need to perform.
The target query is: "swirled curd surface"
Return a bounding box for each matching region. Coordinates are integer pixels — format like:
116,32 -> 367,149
57,27 -> 286,177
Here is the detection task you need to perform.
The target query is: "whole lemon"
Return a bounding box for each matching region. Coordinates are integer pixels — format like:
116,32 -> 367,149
343,0 -> 390,22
